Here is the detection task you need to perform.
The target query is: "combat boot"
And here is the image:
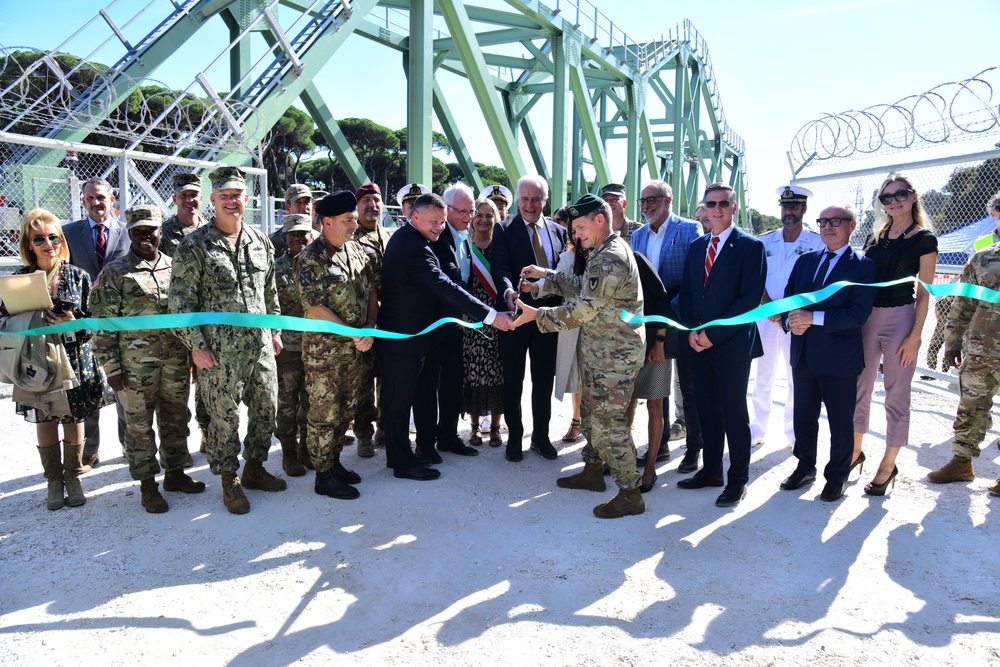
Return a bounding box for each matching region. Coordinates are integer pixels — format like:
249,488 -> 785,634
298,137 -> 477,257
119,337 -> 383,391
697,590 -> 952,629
163,468 -> 206,494
356,437 -> 375,458
927,455 -> 975,483
593,488 -> 645,519
315,470 -> 360,500
298,429 -> 314,470
279,435 -> 306,477
62,441 -> 87,507
333,454 -> 361,484
556,461 -> 607,492
140,478 -> 169,514
988,479 -> 1000,497
221,473 -> 250,514
241,460 -> 288,492
37,444 -> 65,510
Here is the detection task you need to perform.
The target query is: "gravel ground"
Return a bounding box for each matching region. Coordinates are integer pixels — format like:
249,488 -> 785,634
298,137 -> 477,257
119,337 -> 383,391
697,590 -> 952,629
0,375 -> 998,666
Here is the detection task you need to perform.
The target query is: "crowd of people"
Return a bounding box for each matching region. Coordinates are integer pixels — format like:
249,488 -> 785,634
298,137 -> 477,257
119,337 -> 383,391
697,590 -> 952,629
2,168 -> 999,519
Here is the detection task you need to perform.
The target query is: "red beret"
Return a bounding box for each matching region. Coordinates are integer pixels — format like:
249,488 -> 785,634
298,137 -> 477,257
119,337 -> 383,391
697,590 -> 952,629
355,183 -> 381,201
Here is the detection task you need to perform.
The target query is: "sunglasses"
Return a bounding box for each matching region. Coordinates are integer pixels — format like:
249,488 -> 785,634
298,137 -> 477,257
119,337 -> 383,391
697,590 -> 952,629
878,189 -> 913,205
31,234 -> 63,247
703,200 -> 733,209
816,217 -> 852,228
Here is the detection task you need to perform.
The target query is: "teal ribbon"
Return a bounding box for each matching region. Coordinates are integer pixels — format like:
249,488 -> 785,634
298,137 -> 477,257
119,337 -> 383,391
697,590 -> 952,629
621,277 -> 1000,331
7,312 -> 483,339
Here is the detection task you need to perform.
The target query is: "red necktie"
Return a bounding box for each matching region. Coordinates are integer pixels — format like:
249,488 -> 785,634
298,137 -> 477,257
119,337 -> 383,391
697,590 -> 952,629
704,235 -> 719,285
95,223 -> 107,268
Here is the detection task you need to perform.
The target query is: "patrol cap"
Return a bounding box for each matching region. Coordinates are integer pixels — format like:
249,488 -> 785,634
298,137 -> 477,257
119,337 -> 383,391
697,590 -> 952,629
566,193 -> 605,219
209,166 -> 246,191
311,189 -> 329,200
599,182 -> 627,198
355,183 -> 381,201
281,213 -> 313,235
397,183 -> 430,206
171,173 -> 201,194
125,205 -> 162,230
777,185 -> 813,206
482,184 -> 512,205
284,183 -> 312,204
315,190 -> 358,218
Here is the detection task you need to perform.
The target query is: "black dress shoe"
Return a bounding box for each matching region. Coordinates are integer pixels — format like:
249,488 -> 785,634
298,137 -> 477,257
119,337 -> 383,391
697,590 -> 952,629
505,440 -> 523,462
819,481 -> 844,502
780,469 -> 817,491
636,444 -> 670,466
530,440 -> 558,460
677,471 -> 725,489
715,484 -> 747,507
393,465 -> 441,481
639,472 -> 658,494
505,451 -> 523,463
438,437 -> 479,456
414,446 -> 442,465
677,449 -> 700,474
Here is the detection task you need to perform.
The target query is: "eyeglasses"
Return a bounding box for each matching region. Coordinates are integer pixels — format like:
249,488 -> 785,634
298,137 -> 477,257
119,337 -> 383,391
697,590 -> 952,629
637,195 -> 665,206
703,200 -> 733,209
448,205 -> 474,217
816,217 -> 852,228
877,189 -> 913,205
31,234 -> 63,247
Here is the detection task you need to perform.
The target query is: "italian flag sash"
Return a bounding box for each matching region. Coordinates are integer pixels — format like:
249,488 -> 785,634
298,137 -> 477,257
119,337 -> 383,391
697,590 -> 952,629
470,244 -> 497,301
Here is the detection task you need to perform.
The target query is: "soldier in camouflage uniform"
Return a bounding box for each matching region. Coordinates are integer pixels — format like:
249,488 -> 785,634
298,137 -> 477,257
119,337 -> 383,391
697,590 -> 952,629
168,166 -> 287,515
271,184 -> 313,258
515,194 -> 646,518
600,182 -> 641,247
91,205 -> 206,514
294,191 -> 378,500
273,213 -> 314,477
352,183 -> 392,457
159,172 -> 211,452
927,242 -> 1000,496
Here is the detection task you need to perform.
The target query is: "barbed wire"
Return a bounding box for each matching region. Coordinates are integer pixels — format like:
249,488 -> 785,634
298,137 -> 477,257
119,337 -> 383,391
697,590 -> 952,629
789,67 -> 1000,171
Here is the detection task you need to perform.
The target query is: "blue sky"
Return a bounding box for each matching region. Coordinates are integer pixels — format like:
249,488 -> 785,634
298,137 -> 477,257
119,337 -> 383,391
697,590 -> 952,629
2,0 -> 997,215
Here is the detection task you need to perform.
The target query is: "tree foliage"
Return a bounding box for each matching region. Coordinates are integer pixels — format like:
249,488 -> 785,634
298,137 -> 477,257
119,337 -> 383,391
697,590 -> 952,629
748,208 -> 781,234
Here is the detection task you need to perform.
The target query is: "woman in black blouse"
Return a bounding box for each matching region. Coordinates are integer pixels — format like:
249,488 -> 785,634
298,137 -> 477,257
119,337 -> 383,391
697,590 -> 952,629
853,173 -> 938,495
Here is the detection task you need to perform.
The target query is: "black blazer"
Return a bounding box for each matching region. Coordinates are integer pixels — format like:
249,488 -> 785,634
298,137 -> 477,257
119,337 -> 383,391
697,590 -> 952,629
490,214 -> 566,309
378,223 -> 491,335
782,247 -> 877,377
678,226 -> 766,362
429,226 -> 465,319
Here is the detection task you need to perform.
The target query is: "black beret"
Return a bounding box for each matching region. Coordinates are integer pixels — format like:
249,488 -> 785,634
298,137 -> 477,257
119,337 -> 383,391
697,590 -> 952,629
315,190 -> 358,218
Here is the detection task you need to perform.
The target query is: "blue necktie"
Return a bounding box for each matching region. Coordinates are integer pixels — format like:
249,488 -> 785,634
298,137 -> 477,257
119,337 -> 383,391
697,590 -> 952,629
811,251 -> 836,292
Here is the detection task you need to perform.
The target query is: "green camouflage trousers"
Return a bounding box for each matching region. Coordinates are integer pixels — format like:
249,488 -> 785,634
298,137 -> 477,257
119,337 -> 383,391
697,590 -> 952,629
118,352 -> 192,481
579,365 -> 641,490
194,379 -> 210,431
952,354 -> 1000,458
199,345 -> 277,475
275,349 -> 308,439
305,350 -> 363,473
352,349 -> 381,440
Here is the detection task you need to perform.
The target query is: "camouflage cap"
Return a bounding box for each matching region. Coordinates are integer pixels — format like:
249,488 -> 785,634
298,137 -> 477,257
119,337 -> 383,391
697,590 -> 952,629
171,173 -> 202,194
208,165 -> 246,191
311,189 -> 329,200
284,183 -> 312,204
281,213 -> 313,235
125,205 -> 162,230
599,182 -> 626,198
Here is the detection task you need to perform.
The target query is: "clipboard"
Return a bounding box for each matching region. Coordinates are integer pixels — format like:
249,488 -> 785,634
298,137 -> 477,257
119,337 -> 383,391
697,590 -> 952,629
0,270 -> 53,315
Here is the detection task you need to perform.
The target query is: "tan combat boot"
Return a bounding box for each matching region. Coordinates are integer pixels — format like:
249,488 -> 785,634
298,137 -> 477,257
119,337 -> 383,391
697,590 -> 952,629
37,444 -> 65,510
140,478 -> 169,514
62,441 -> 87,507
593,488 -> 646,519
163,468 -> 206,494
988,479 -> 1000,497
221,473 -> 250,514
279,435 -> 306,477
927,455 -> 975,483
556,461 -> 607,492
241,460 -> 288,492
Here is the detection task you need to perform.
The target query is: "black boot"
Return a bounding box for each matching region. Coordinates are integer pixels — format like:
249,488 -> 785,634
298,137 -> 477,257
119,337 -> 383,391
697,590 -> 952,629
315,470 -> 359,499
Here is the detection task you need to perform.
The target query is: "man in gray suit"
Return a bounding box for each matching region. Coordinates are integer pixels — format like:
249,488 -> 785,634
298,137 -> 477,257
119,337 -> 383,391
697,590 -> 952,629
63,177 -> 130,470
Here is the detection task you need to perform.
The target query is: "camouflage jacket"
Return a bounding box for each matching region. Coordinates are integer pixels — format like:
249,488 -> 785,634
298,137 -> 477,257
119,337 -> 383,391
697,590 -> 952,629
294,235 -> 374,357
275,251 -> 304,353
353,224 -> 392,290
159,214 -> 208,257
536,233 -> 645,372
168,223 -> 279,353
946,244 -> 1000,357
91,251 -> 184,377
618,218 -> 641,247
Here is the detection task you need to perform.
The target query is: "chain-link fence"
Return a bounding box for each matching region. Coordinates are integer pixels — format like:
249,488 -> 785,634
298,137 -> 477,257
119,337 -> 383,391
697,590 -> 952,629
791,151 -> 1000,382
0,132 -> 270,267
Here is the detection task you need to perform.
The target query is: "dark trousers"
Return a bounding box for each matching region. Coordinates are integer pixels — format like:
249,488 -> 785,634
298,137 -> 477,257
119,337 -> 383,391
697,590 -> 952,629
499,325 -> 558,444
83,399 -> 126,458
376,337 -> 429,471
413,327 -> 463,449
661,346 -> 703,453
691,351 -> 753,486
792,367 -> 857,483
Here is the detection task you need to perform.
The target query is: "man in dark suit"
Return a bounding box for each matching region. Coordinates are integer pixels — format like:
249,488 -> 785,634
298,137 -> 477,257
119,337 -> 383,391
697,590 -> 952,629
677,183 -> 766,508
780,205 -> 876,502
376,194 -> 514,481
490,175 -> 566,462
63,177 -> 130,470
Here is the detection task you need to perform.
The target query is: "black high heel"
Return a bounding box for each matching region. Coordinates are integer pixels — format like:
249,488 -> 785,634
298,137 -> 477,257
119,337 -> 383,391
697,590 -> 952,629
640,472 -> 658,494
850,451 -> 866,476
864,465 -> 898,496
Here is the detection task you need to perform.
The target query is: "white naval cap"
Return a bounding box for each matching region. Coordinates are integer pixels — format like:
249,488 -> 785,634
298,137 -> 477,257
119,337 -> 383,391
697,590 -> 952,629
776,185 -> 814,205
396,183 -> 431,206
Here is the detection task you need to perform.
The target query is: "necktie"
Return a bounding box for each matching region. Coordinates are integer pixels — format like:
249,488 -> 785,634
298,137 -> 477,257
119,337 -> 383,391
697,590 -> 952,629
528,221 -> 548,268
811,251 -> 836,292
703,235 -> 719,285
95,223 -> 107,268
